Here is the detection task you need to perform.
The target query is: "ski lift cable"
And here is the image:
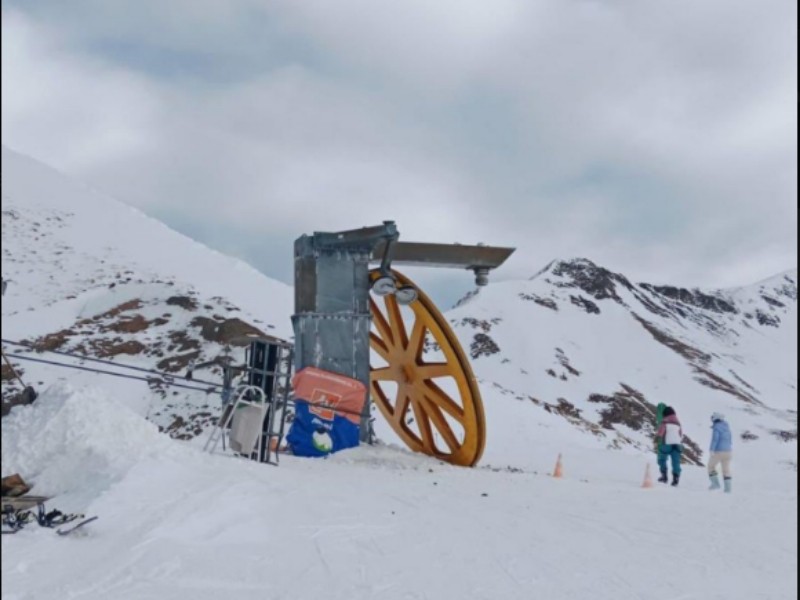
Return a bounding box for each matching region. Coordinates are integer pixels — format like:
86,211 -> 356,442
3,340 -> 367,421
3,352 -> 220,395
6,351 -> 370,421
1,338 -> 223,388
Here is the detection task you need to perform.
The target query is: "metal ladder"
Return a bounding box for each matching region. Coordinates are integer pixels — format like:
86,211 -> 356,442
202,344 -> 294,465
260,345 -> 294,465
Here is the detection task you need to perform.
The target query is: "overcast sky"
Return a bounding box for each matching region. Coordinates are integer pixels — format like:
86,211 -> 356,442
2,0 -> 796,307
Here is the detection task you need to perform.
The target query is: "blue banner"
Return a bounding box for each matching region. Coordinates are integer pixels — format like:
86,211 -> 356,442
286,400 -> 361,457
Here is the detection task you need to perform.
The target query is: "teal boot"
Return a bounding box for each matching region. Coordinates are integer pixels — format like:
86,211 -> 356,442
709,473 -> 721,490
723,477 -> 732,493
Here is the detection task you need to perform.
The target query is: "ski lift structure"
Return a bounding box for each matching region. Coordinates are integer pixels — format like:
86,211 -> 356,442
293,221 -> 515,467
203,334 -> 293,465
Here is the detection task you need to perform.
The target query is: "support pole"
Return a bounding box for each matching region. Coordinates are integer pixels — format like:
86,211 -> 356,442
292,222 -> 398,442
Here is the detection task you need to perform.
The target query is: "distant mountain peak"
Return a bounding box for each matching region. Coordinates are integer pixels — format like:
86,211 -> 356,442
533,257 -> 634,302
530,257 -> 598,279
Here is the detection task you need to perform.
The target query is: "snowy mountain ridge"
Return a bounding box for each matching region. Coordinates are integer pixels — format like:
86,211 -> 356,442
1,145 -> 797,600
445,254 -> 796,473
2,145 -> 293,436
2,144 -> 797,470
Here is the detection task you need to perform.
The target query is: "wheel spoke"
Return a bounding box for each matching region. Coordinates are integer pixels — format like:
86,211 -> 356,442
406,318 -> 426,361
416,362 -> 451,380
369,297 -> 395,347
411,397 -> 434,452
422,381 -> 465,422
370,333 -> 391,362
419,396 -> 460,453
386,295 -> 408,349
393,390 -> 411,423
370,366 -> 395,382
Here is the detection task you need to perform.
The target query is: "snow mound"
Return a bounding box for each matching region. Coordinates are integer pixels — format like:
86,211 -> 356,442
325,442 -> 456,472
1,383 -> 170,501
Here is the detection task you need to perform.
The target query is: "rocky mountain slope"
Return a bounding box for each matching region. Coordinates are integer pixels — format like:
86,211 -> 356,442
445,258 -> 796,471
2,145 -> 796,477
1,145 -> 293,437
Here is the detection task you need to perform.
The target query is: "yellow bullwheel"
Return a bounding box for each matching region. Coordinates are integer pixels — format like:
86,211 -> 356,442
369,269 -> 486,466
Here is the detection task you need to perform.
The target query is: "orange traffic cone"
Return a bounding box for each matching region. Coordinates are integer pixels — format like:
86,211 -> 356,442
641,463 -> 654,489
552,453 -> 564,478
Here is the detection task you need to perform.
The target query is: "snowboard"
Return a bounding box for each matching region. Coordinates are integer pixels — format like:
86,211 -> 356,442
654,402 -> 667,449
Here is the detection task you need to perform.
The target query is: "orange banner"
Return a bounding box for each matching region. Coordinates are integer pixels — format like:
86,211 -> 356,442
292,367 -> 367,425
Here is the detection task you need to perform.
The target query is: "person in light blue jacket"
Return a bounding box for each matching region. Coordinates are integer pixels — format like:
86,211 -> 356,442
708,412 -> 733,493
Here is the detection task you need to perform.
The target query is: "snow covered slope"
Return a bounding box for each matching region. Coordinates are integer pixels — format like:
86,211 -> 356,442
1,145 -> 293,328
1,146 -> 797,599
2,144 -> 796,471
2,145 -> 293,436
1,384 -> 796,600
435,258 -> 797,487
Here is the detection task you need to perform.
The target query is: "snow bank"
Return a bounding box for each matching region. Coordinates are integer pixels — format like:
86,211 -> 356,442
1,383 -> 170,502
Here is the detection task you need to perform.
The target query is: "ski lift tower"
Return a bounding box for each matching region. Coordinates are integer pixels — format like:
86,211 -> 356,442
292,221 -> 514,466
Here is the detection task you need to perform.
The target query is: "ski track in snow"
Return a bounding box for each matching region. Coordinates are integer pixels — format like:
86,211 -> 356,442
2,385 -> 797,600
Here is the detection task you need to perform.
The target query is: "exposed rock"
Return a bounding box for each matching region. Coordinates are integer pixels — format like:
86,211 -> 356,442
587,384 -> 656,433
92,339 -> 147,358
693,366 -> 761,406
190,316 -> 267,346
570,295 -> 600,314
105,314 -> 150,334
761,295 -> 785,309
168,331 -> 202,353
470,333 -> 501,359
452,288 -> 480,308
157,351 -> 202,373
776,276 -> 797,300
518,293 -> 558,310
770,429 -> 797,442
631,314 -> 711,363
755,310 -> 779,327
585,384 -> 702,465
1,386 -> 38,418
552,398 -> 581,419
541,397 -> 606,438
681,437 -> 703,466
639,284 -> 737,314
97,299 -> 144,319
548,259 -> 634,302
729,370 -> 758,394
454,317 -> 502,333
32,329 -> 76,351
555,349 -> 581,377
166,295 -> 198,310
1,363 -> 21,382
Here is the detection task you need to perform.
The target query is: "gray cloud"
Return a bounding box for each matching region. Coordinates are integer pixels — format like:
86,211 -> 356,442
2,0 -> 796,307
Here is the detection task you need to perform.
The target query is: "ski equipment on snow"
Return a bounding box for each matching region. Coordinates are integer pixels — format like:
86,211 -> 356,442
1,499 -> 96,536
56,516 -> 99,536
